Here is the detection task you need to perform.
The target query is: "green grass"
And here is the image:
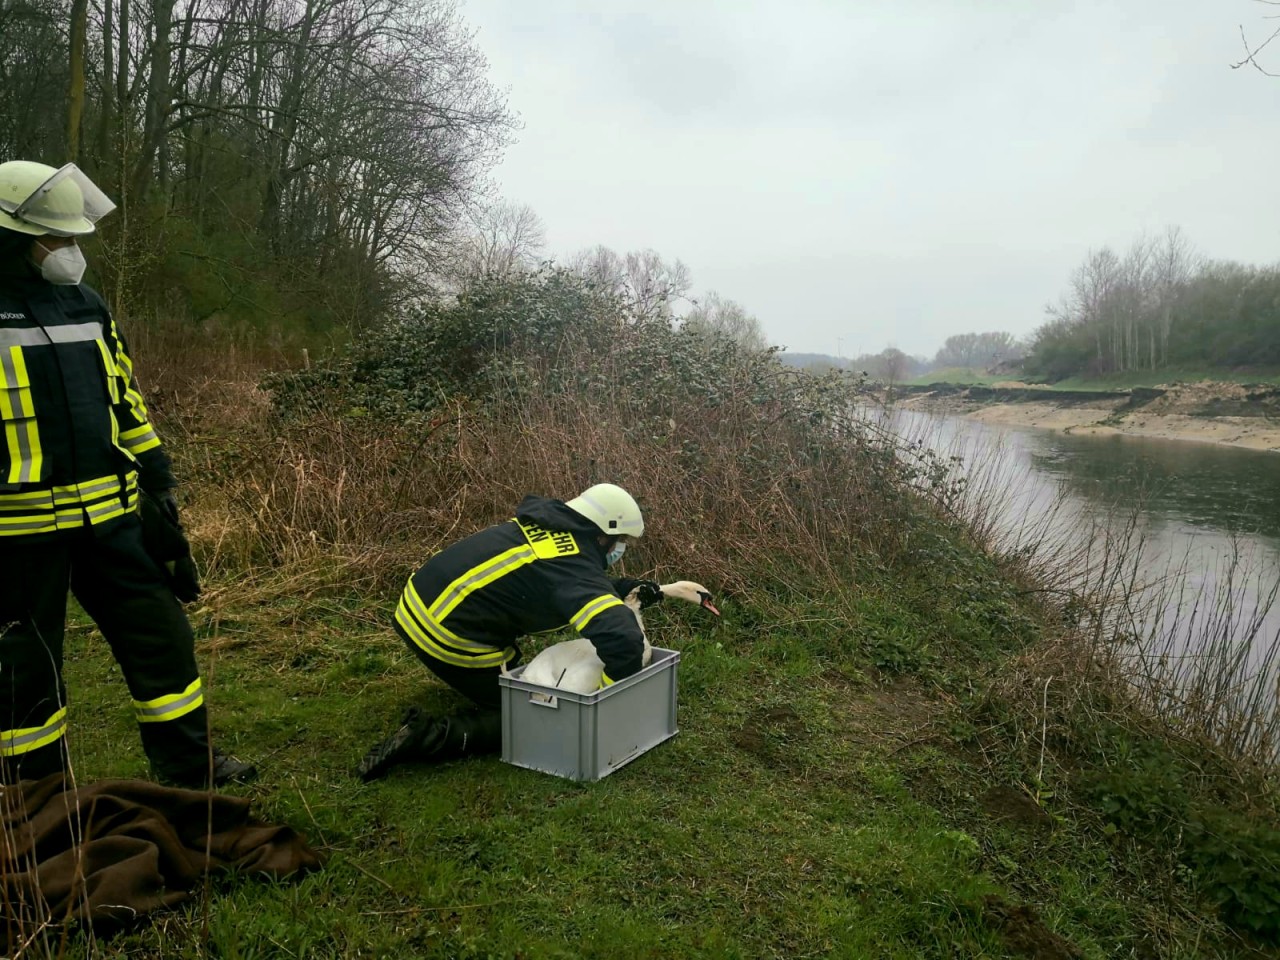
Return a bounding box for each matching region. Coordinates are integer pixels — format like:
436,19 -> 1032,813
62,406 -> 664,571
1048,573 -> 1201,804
904,368 -> 1008,386
38,565 -> 1258,960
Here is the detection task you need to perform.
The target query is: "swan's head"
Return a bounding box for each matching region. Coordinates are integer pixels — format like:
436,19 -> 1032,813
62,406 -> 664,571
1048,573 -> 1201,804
660,581 -> 721,616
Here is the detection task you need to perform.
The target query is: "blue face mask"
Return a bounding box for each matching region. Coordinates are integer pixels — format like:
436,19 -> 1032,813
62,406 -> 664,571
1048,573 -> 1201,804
605,541 -> 626,567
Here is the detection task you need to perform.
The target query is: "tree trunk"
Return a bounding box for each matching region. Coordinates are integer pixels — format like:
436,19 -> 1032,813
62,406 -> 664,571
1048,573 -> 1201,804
130,0 -> 175,202
116,0 -> 130,196
261,0 -> 316,250
96,0 -> 115,170
67,0 -> 88,162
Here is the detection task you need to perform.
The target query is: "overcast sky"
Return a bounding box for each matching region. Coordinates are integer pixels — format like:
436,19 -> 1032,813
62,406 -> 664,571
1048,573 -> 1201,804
461,0 -> 1280,359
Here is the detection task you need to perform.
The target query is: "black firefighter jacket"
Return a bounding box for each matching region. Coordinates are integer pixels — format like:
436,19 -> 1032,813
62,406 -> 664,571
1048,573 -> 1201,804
395,495 -> 647,685
0,274 -> 174,541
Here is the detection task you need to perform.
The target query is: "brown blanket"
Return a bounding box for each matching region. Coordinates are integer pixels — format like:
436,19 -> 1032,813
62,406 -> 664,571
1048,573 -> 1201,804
0,774 -> 322,944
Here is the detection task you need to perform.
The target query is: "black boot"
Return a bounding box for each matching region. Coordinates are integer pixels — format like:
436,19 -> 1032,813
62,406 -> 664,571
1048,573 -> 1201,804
142,705 -> 258,788
0,739 -> 66,785
356,707 -> 445,782
356,708 -> 502,781
159,748 -> 258,789
435,710 -> 502,760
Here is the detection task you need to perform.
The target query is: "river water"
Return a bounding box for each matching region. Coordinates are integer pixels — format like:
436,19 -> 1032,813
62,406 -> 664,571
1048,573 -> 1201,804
885,409 -> 1280,747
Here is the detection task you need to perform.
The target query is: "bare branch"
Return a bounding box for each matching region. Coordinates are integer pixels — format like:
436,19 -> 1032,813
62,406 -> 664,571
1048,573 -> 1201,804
1231,21 -> 1280,75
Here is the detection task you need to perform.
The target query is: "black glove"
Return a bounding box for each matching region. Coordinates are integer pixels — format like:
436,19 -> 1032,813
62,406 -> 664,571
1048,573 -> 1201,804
613,578 -> 665,608
139,490 -> 202,603
154,488 -> 181,526
167,555 -> 202,605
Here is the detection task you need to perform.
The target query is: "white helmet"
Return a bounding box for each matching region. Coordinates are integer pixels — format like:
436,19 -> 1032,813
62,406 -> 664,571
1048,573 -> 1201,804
565,483 -> 644,538
0,161 -> 116,237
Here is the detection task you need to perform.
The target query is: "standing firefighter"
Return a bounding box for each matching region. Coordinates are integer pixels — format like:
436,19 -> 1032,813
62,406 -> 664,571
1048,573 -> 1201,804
358,483 -> 662,781
0,160 -> 254,787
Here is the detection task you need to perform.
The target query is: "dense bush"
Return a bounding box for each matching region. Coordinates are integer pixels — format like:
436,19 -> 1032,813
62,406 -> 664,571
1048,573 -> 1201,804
265,269 -> 620,419
239,270 -> 968,602
1081,734 -> 1280,944
1184,807 -> 1280,940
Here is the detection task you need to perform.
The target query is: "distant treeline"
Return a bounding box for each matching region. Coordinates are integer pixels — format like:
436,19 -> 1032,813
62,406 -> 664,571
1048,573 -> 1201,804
789,227 -> 1280,385
784,331 -> 1023,383
1025,227 -> 1280,381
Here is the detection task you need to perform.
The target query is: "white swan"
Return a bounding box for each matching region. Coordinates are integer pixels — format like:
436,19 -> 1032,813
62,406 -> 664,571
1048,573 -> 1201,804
512,581 -> 720,696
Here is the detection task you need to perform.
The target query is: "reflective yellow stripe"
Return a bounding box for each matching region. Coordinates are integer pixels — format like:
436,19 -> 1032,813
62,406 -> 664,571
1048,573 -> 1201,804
397,534 -> 551,667
0,345 -> 31,395
122,385 -> 148,423
3,418 -> 40,484
0,486 -> 56,506
0,706 -> 67,756
110,405 -> 133,463
111,328 -> 151,424
569,595 -> 624,631
118,423 -> 160,455
429,544 -> 536,620
0,515 -> 57,535
0,387 -> 17,420
113,328 -> 134,381
395,600 -> 512,668
1,346 -> 41,484
94,338 -> 120,403
397,581 -> 513,665
402,581 -> 494,653
72,474 -> 128,500
133,678 -> 204,723
0,383 -> 34,417
599,672 -> 615,688
0,473 -> 135,535
86,499 -> 128,525
25,475 -> 123,501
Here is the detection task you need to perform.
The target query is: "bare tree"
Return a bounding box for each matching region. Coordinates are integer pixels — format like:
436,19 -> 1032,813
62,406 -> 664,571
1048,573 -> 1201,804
933,331 -> 1023,370
447,201 -> 546,282
1151,226 -> 1199,368
850,347 -> 919,384
682,291 -> 769,351
1031,228 -> 1203,377
569,245 -> 691,320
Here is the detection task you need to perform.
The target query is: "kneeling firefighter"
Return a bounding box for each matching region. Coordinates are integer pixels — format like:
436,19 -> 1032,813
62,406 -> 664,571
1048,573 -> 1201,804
357,483 -> 663,781
0,160 -> 254,787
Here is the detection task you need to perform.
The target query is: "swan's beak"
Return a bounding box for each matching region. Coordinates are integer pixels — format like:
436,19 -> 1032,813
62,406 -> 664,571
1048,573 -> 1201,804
698,592 -> 721,616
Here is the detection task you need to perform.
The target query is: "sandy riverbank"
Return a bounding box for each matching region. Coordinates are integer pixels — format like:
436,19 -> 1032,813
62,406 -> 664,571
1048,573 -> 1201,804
902,381 -> 1280,453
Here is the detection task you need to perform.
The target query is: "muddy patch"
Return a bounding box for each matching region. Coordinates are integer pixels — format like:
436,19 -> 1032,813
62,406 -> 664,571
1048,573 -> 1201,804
982,895 -> 1083,959
981,784 -> 1054,833
820,673 -> 938,747
734,704 -> 808,767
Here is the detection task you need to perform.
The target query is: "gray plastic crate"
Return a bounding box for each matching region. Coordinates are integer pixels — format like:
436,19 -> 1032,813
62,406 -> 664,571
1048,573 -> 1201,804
499,647 -> 680,781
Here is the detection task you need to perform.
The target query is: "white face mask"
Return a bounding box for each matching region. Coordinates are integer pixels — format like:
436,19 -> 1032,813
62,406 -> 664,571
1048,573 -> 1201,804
606,541 -> 626,567
35,241 -> 87,285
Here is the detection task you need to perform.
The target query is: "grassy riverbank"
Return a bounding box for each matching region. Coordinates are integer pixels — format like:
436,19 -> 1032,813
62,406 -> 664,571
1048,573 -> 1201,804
59,561 -> 1262,959
32,278 -> 1280,957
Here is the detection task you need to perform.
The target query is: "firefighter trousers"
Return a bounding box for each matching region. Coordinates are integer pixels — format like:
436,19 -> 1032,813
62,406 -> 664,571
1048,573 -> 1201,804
0,513 -> 209,783
393,621 -> 511,756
